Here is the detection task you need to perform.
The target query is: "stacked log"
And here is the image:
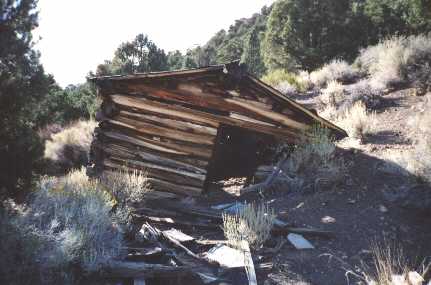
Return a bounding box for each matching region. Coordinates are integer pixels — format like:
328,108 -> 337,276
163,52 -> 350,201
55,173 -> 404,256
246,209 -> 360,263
90,62 -> 347,196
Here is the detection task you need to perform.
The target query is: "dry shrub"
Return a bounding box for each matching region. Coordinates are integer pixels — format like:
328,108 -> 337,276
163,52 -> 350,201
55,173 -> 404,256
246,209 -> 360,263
310,59 -> 358,88
24,168 -> 122,274
102,169 -> 151,207
336,101 -> 377,141
222,203 -> 275,250
275,81 -> 297,96
363,241 -> 428,285
321,80 -> 344,106
344,79 -> 384,110
0,201 -> 45,285
44,120 -> 97,171
279,126 -> 346,192
384,100 -> 431,183
356,34 -> 431,90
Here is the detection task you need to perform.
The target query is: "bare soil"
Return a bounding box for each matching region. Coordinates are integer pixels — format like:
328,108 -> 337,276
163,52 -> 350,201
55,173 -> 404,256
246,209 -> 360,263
197,89 -> 431,284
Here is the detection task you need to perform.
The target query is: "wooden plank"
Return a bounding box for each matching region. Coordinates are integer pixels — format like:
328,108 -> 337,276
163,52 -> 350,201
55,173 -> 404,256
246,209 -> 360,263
100,129 -> 213,159
104,260 -> 196,278
103,143 -> 207,174
118,110 -> 217,136
105,117 -> 215,146
118,84 -> 277,124
109,94 -> 300,141
103,158 -> 205,188
241,240 -> 257,285
225,98 -> 310,130
98,138 -> 209,170
147,177 -> 202,196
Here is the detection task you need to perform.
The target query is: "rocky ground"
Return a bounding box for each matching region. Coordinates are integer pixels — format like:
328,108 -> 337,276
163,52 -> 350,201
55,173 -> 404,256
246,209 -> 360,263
199,89 -> 431,284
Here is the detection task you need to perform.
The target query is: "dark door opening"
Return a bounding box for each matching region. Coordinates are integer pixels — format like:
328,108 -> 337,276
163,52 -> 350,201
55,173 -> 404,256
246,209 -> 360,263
206,124 -> 278,184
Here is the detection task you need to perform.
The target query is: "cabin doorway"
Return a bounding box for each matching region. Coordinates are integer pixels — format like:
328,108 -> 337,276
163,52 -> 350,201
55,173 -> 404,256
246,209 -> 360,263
206,124 -> 277,185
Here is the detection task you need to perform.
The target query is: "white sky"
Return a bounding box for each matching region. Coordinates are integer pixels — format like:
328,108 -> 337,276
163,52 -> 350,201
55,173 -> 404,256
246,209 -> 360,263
33,0 -> 275,87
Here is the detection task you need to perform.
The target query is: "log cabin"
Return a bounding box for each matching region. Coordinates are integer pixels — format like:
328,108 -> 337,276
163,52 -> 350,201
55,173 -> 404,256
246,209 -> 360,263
89,60 -> 347,197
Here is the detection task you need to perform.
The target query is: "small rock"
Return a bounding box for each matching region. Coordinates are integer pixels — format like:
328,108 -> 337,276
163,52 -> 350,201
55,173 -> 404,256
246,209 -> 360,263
321,216 -> 336,224
379,205 -> 388,213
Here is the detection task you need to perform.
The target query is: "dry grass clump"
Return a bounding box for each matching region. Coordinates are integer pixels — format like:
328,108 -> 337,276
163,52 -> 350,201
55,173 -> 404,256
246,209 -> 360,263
102,169 -> 151,207
222,203 -> 275,250
321,80 -> 344,106
279,126 -> 346,192
336,101 -> 377,141
356,34 -> 431,90
310,59 -> 358,88
44,120 -> 97,171
362,241 -> 428,285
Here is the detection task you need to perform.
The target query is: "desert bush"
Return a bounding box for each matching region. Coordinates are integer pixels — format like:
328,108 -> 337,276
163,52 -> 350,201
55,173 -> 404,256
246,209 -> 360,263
343,79 -> 384,111
24,168 -> 123,273
356,34 -> 431,90
102,169 -> 151,207
310,59 -> 359,88
262,69 -> 308,93
44,120 -> 97,172
279,126 -> 346,192
336,101 -> 377,141
362,241 -> 428,285
275,81 -> 297,96
0,169 -> 124,284
222,203 -> 275,249
0,201 -> 45,285
321,80 -> 344,106
383,100 -> 431,183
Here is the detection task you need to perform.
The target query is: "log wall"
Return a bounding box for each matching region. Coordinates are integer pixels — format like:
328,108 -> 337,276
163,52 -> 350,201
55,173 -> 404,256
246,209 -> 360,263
90,63 -> 347,197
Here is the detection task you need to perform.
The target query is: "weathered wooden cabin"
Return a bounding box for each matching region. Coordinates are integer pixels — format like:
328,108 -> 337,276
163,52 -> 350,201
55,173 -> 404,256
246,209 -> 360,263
89,61 -> 346,197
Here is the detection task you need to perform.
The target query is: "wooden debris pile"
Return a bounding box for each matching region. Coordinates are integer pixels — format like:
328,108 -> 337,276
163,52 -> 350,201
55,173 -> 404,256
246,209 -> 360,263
89,61 -> 346,197
101,199 -> 334,285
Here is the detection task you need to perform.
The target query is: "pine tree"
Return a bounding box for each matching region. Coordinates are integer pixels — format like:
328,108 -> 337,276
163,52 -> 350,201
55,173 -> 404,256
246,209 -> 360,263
0,0 -> 53,198
241,26 -> 266,77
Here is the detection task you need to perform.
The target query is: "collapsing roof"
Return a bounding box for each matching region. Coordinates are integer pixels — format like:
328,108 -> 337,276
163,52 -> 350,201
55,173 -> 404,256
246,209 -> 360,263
89,61 -> 347,197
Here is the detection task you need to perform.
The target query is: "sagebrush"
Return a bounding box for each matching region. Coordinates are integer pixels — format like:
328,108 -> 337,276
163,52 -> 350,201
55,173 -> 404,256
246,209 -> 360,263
356,34 -> 431,90
222,203 -> 275,249
310,59 -> 358,88
336,101 -> 377,141
44,120 -> 97,172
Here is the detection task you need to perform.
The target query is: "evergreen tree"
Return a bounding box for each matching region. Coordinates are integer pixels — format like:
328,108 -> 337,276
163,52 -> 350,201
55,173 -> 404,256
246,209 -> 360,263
182,49 -> 198,69
0,0 -> 54,198
241,26 -> 266,77
167,50 -> 184,70
263,0 -> 356,71
97,34 -> 168,75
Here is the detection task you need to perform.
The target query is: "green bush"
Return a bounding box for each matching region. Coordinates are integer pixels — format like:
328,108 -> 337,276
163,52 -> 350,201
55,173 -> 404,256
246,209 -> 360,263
261,69 -> 307,92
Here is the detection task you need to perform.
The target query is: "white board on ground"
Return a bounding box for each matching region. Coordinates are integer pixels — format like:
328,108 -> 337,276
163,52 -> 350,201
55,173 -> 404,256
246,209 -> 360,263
205,244 -> 245,268
287,233 -> 314,249
162,228 -> 194,242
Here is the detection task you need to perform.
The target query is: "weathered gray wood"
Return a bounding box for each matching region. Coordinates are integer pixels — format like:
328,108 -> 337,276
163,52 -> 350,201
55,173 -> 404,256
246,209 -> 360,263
103,142 -> 207,174
104,260 -> 196,278
104,157 -> 205,188
241,240 -> 257,285
119,110 -> 218,136
109,94 -> 300,141
101,129 -> 213,159
105,117 -> 216,146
